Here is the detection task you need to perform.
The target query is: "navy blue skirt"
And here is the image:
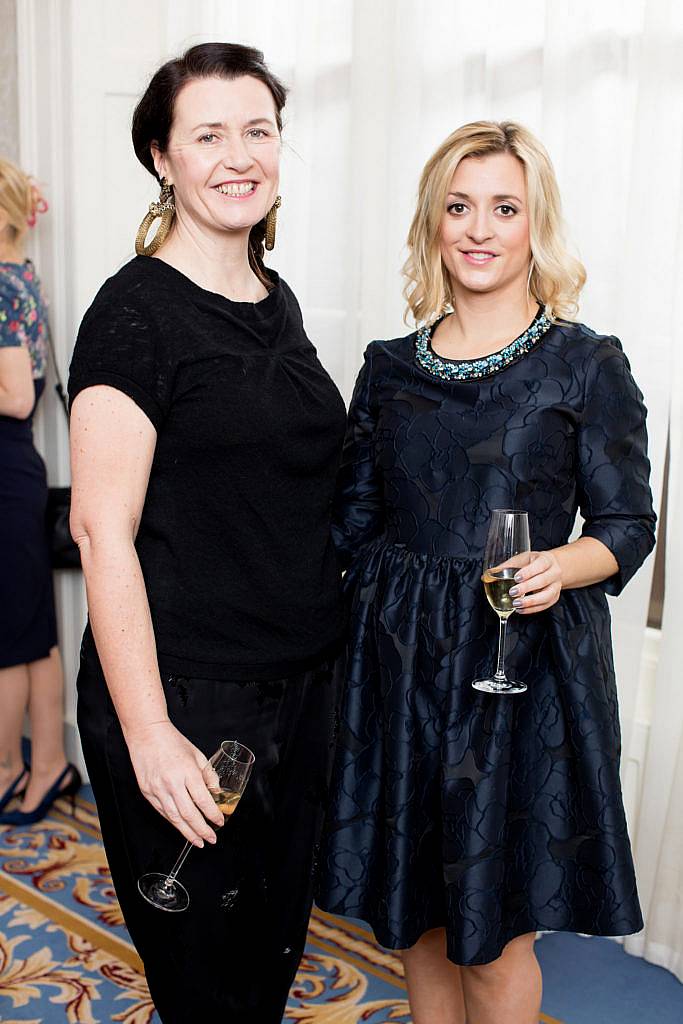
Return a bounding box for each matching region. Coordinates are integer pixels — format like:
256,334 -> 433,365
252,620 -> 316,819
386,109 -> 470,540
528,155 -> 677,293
0,387 -> 57,668
317,538 -> 643,966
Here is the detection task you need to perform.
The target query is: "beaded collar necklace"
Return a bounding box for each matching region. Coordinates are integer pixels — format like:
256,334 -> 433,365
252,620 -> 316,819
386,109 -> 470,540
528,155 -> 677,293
415,307 -> 552,382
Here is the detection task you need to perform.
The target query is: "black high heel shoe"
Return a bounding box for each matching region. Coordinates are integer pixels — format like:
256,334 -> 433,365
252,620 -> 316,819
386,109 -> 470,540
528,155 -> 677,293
0,763 -> 82,826
0,764 -> 29,814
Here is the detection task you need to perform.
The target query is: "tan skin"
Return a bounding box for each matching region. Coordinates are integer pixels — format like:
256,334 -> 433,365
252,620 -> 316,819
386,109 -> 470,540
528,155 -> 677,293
400,152 -> 618,1024
70,75 -> 282,849
0,212 -> 71,812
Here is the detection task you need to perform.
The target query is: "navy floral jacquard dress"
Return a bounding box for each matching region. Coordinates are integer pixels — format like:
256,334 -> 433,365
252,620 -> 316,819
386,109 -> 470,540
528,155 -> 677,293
317,310 -> 656,966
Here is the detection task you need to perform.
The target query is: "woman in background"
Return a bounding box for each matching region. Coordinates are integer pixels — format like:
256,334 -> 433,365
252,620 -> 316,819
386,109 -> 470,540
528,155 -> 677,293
0,158 -> 79,827
318,121 -> 655,1024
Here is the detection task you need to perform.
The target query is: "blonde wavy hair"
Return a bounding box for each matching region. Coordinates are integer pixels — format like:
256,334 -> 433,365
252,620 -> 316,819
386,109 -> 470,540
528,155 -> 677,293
0,157 -> 41,248
403,121 -> 586,325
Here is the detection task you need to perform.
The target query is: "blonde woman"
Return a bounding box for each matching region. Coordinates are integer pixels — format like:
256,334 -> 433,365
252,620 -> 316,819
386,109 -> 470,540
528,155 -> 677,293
0,158 -> 79,826
318,122 -> 655,1023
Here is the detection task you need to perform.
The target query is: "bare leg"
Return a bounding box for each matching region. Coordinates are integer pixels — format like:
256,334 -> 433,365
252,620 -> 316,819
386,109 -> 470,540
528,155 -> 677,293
21,646 -> 69,812
461,933 -> 542,1024
0,663 -> 30,792
401,927 -> 466,1024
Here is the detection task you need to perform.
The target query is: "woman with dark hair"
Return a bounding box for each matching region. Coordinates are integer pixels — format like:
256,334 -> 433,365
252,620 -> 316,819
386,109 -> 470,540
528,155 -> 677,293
68,43 -> 346,1023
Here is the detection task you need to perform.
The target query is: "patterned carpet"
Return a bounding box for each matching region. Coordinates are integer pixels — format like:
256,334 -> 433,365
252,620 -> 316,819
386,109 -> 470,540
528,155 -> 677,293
0,789 -> 414,1023
0,790 -> 565,1022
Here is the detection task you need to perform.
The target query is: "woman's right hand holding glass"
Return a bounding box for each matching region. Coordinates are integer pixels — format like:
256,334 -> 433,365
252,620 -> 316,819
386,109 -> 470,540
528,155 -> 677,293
124,720 -> 225,846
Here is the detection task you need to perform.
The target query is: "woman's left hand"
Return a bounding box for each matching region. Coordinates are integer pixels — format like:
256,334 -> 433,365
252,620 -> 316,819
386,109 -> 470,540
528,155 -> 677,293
508,551 -> 563,614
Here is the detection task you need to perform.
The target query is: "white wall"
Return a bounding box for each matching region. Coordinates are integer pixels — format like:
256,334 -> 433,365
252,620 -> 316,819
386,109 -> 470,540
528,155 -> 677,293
18,0 -> 84,769
0,0 -> 19,162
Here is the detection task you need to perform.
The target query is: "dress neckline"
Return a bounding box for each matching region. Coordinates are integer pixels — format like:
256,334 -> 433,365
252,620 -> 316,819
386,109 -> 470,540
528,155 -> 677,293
415,306 -> 552,382
135,255 -> 281,319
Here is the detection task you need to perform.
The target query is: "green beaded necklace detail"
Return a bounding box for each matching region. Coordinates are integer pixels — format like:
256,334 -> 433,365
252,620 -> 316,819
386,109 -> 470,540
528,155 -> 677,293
415,309 -> 552,382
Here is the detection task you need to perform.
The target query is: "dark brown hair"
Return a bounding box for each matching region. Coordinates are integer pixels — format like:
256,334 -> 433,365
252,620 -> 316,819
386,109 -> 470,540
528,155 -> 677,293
132,42 -> 287,281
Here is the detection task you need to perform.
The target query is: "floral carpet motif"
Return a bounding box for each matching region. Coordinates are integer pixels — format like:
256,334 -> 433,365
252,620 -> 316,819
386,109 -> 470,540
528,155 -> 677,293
0,791 -> 415,1023
0,792 -> 562,1023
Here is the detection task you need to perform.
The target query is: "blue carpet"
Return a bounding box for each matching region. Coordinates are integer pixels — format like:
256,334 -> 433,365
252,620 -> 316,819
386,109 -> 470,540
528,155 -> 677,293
0,782 -> 681,1022
537,931 -> 683,1024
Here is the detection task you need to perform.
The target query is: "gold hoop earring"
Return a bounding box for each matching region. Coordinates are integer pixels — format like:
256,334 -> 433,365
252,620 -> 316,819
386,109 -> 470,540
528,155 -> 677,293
265,196 -> 281,251
135,177 -> 175,256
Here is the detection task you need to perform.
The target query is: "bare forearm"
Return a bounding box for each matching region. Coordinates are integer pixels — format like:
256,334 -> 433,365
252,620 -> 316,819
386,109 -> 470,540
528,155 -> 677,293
552,536 -> 619,590
78,534 -> 167,739
0,385 -> 31,418
68,387 -> 225,845
0,349 -> 35,417
0,387 -> 17,414
511,536 -> 619,614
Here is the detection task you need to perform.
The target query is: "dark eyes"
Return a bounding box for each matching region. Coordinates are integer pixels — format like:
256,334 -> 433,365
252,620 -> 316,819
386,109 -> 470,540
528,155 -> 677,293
446,202 -> 518,216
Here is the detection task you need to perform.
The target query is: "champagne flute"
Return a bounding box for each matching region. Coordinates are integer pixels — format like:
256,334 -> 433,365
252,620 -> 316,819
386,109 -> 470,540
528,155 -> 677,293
472,510 -> 531,695
138,739 -> 255,912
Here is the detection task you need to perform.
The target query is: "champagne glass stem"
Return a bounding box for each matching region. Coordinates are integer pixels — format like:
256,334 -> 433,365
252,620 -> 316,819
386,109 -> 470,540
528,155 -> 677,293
494,617 -> 508,680
165,840 -> 193,887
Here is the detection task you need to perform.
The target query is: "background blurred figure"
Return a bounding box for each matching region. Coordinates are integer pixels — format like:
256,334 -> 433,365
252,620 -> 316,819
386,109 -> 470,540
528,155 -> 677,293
0,157 -> 80,825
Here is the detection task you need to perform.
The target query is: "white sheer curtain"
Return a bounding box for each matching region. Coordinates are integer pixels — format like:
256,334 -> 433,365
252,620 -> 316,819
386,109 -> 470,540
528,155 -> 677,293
624,105 -> 683,976
25,0 -> 681,980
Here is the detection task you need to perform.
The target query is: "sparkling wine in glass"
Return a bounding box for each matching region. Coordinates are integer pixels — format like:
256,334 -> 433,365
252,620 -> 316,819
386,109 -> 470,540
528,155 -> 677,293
472,510 -> 531,695
138,739 -> 255,912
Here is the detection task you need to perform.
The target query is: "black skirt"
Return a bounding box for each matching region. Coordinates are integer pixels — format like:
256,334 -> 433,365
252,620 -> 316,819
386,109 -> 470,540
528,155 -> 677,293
77,630 -> 340,1024
0,386 -> 57,668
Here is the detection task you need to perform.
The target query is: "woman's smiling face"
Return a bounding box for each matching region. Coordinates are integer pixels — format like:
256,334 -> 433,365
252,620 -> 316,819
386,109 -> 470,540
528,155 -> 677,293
153,75 -> 281,240
439,151 -> 531,298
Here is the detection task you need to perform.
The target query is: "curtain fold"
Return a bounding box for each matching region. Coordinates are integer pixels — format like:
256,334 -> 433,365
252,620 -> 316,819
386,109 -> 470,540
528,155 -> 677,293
624,123 -> 683,977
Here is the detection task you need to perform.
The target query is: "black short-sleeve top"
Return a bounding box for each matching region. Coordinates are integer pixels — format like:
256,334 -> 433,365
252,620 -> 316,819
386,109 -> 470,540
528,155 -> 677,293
68,256 -> 347,680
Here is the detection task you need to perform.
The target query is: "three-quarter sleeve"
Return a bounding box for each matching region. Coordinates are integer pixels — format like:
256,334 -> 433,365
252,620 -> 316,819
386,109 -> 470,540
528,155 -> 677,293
332,343 -> 385,567
68,289 -> 173,430
577,337 -> 656,595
